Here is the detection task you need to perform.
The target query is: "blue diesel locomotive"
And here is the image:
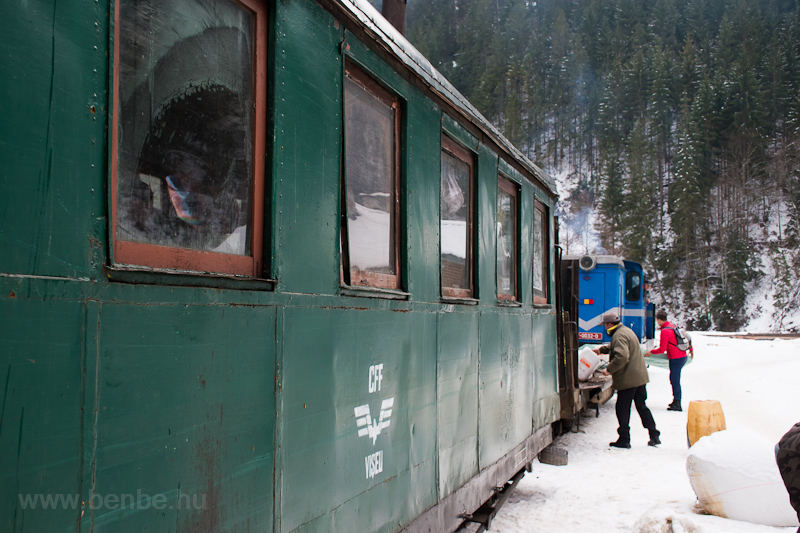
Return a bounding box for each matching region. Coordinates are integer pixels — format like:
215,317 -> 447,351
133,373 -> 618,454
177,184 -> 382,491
564,255 -> 655,346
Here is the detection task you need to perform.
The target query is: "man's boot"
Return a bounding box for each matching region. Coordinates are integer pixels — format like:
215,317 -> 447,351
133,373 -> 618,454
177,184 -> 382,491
667,401 -> 682,411
648,430 -> 661,447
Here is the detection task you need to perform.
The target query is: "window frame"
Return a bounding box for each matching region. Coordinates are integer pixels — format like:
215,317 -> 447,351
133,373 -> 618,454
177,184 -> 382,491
340,61 -> 403,290
496,175 -> 519,302
110,0 -> 267,277
533,199 -> 549,305
440,135 -> 475,299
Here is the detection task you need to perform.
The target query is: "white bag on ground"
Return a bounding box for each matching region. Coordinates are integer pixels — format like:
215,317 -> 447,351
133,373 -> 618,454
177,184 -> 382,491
577,347 -> 601,381
686,428 -> 799,527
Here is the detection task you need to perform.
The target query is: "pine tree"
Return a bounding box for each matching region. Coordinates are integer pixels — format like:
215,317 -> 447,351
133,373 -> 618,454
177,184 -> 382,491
399,0 -> 800,328
621,118 -> 659,262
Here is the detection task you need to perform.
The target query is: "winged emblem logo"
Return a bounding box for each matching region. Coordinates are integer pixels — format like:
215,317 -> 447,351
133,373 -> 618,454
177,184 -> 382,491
354,398 -> 394,445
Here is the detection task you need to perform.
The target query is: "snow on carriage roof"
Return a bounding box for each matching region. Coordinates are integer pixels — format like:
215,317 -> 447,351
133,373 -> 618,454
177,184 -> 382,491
331,0 -> 557,196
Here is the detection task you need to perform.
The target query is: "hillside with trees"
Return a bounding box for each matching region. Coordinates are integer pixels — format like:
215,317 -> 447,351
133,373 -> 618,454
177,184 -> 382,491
391,0 -> 800,331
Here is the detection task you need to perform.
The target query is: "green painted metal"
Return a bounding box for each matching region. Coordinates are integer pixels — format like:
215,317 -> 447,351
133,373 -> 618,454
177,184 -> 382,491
272,0 -> 343,294
441,115 -> 479,153
0,0 -> 561,531
0,297 -> 86,533
403,96 -> 442,302
533,310 -> 560,430
279,307 -> 436,532
479,310 -> 534,467
91,303 -> 276,532
0,0 -> 107,279
437,310 -> 480,499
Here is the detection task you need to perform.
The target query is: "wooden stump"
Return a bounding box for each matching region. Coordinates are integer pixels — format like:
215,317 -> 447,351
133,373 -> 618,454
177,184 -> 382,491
687,400 -> 726,447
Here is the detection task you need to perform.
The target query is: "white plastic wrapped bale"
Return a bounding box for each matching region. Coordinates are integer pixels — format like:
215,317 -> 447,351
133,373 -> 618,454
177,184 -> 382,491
577,347 -> 601,381
686,428 -> 799,527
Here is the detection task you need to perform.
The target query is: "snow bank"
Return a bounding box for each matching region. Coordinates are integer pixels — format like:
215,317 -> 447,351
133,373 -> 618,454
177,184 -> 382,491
631,507 -> 701,533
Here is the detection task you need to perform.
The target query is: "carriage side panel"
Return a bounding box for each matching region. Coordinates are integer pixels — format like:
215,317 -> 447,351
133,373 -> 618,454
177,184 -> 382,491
436,310 -> 480,499
278,306 -> 436,532
0,0 -> 107,279
91,301 -> 276,531
0,296 -> 86,532
271,0 -> 343,294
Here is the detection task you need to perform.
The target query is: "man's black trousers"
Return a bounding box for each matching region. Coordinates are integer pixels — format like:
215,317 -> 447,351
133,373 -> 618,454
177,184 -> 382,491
616,385 -> 658,444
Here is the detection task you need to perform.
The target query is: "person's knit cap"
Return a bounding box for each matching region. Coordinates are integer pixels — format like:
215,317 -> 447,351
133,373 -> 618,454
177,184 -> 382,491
601,312 -> 620,324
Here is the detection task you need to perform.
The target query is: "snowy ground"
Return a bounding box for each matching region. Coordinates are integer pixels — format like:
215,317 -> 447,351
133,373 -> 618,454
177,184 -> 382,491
489,332 -> 800,532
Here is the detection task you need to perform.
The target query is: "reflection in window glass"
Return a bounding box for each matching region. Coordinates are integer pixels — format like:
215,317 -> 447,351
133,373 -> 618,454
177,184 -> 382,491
116,0 -> 255,256
343,69 -> 398,288
534,202 -> 548,303
441,143 -> 472,296
626,271 -> 641,301
497,177 -> 518,300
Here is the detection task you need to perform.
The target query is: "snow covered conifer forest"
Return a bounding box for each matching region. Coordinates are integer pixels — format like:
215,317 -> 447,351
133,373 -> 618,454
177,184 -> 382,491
391,0 -> 800,331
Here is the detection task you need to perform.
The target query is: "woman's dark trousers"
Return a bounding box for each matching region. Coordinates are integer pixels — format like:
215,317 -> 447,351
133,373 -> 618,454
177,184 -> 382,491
616,385 -> 658,444
669,356 -> 688,403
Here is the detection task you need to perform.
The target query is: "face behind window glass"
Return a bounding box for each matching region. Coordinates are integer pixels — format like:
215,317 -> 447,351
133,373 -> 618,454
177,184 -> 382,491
116,0 -> 255,256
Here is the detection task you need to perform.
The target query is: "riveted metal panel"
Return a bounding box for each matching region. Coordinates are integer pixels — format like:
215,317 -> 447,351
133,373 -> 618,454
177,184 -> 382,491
0,296 -> 86,532
519,180 -> 534,305
436,310 -> 479,499
475,144 -> 499,303
279,306 -> 436,532
272,0 -> 344,294
90,303 -> 275,532
403,97 -> 443,303
0,0 -> 107,279
478,311 -> 533,468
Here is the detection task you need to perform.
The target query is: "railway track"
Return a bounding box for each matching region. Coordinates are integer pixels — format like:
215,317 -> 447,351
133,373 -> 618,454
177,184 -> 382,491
717,333 -> 800,340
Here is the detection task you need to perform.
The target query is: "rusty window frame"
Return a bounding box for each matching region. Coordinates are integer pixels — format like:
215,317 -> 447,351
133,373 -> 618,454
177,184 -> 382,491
440,135 -> 475,299
533,199 -> 549,305
497,175 -> 519,301
110,0 -> 267,277
340,61 -> 402,290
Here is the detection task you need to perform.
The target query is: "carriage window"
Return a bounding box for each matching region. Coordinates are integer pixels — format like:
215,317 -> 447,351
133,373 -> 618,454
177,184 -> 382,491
533,200 -> 549,304
342,63 -> 402,289
440,136 -> 474,298
497,176 -> 518,301
625,271 -> 641,302
112,0 -> 266,276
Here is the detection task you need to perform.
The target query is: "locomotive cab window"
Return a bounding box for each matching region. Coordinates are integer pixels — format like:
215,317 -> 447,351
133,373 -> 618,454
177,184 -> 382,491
440,136 -> 474,298
497,176 -> 519,301
112,0 -> 267,276
341,62 -> 402,290
533,199 -> 549,304
625,271 -> 641,302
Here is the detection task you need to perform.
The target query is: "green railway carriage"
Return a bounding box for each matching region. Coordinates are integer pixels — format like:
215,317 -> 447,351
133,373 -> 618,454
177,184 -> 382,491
0,0 -> 560,531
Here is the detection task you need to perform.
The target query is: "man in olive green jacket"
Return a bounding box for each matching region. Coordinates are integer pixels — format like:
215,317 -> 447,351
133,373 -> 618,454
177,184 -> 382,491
593,312 -> 660,449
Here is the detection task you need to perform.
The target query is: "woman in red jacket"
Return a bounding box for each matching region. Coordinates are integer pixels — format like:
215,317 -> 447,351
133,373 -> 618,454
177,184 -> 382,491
644,309 -> 693,411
